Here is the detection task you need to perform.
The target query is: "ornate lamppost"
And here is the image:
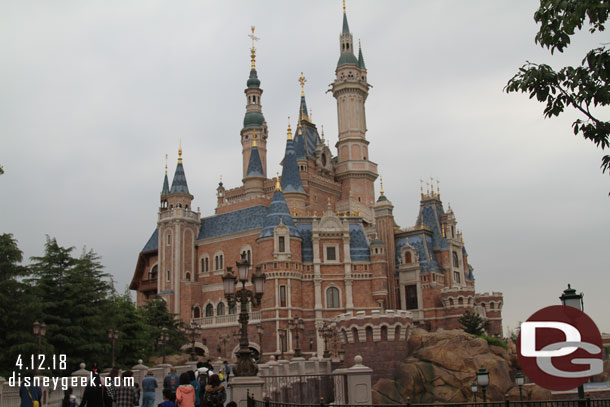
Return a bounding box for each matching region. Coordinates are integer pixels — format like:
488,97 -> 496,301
471,381 -> 478,403
219,333 -> 231,358
257,324 -> 264,361
158,329 -> 170,364
560,284 -> 585,405
32,321 -> 46,376
107,329 -> 119,368
515,371 -> 524,402
476,367 -> 489,404
289,316 -> 304,358
184,321 -> 203,361
222,253 -> 266,376
318,322 -> 334,359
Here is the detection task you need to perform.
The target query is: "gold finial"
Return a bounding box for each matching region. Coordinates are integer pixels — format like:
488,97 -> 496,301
321,124 -> 325,142
287,117 -> 292,140
252,139 -> 257,147
430,177 -> 435,196
343,0 -> 346,14
298,72 -> 307,97
298,119 -> 302,135
275,172 -> 282,192
359,38 -> 361,50
420,178 -> 424,199
165,154 -> 168,175
357,203 -> 361,216
249,26 -> 260,70
380,176 -> 385,196
436,178 -> 440,197
178,140 -> 183,164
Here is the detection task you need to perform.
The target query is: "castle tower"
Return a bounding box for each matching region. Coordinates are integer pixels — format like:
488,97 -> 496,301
374,177 -> 398,309
281,121 -> 307,212
241,27 -> 268,178
243,139 -> 266,198
160,154 -> 170,210
157,144 -> 200,315
331,4 -> 378,222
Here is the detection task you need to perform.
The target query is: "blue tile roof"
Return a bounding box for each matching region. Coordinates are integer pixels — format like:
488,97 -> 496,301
162,174 -> 169,195
342,12 -> 350,35
297,224 -> 313,262
395,234 -> 440,272
170,163 -> 190,195
293,126 -> 307,159
142,228 -> 158,252
349,224 -> 370,261
281,138 -> 305,193
259,190 -> 300,238
198,206 -> 267,240
418,201 -> 449,249
246,145 -> 264,177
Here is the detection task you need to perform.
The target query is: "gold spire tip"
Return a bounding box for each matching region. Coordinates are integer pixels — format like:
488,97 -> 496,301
380,176 -> 384,195
298,72 -> 307,97
359,38 -> 361,49
287,117 -> 292,140
252,139 -> 257,147
275,172 -> 282,192
178,140 -> 183,164
165,154 -> 168,174
248,26 -> 260,70
343,0 -> 346,14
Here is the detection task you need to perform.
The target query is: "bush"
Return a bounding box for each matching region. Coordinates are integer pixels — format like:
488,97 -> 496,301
480,335 -> 507,349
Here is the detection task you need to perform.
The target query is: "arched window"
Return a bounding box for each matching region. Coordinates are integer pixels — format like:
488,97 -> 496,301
214,252 -> 224,271
205,304 -> 214,317
452,251 -> 459,268
201,256 -> 209,273
217,302 -> 225,316
241,248 -> 252,265
193,306 -> 201,319
228,303 -> 236,315
149,265 -> 158,280
185,272 -> 191,281
326,287 -> 340,308
405,252 -> 412,264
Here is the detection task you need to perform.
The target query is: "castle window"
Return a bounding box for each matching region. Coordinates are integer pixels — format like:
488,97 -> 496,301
279,285 -> 287,307
217,302 -> 225,316
205,304 -> 214,317
193,306 -> 201,319
280,330 -> 288,353
166,270 -> 171,281
405,285 -> 418,310
405,252 -> 412,264
167,233 -> 171,246
201,256 -> 209,273
454,271 -> 461,284
229,303 -> 236,315
185,272 -> 191,281
326,246 -> 336,261
452,251 -> 459,268
278,236 -> 285,253
214,252 -> 224,271
241,246 -> 252,266
149,265 -> 158,280
326,286 -> 340,308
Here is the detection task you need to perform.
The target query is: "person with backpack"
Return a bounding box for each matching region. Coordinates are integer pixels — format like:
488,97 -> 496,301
195,363 -> 209,404
19,378 -> 42,407
202,375 -> 225,407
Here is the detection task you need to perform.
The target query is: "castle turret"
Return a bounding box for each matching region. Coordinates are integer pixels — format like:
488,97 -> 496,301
331,3 -> 378,223
160,154 -> 170,210
241,27 -> 268,178
243,139 -> 266,198
157,144 -> 200,315
374,177 -> 398,309
281,121 -> 307,212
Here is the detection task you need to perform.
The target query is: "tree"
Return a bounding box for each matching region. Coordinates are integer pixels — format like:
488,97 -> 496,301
109,290 -> 152,367
0,234 -> 40,378
140,296 -> 187,356
505,0 -> 610,176
458,310 -> 489,336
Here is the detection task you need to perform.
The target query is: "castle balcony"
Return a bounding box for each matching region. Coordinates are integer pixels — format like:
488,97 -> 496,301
139,278 -> 157,292
158,208 -> 200,222
193,310 -> 261,328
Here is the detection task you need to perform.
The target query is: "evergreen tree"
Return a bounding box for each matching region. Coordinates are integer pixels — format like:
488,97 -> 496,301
141,296 -> 187,356
0,234 -> 41,378
109,290 -> 151,367
458,310 -> 489,336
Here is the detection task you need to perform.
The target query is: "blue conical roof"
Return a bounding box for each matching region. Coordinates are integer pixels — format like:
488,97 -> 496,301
281,138 -> 305,193
162,174 -> 170,195
358,45 -> 366,69
246,145 -> 264,177
342,12 -> 350,35
259,190 -> 300,238
170,163 -> 190,195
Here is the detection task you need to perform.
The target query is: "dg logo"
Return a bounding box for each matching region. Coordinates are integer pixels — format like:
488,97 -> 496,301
517,305 -> 603,391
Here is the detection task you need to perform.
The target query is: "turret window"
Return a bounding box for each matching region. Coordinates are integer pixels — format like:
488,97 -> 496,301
405,252 -> 412,264
452,251 -> 460,268
405,285 -> 418,310
149,265 -> 158,280
279,285 -> 287,307
166,270 -> 171,281
200,255 -> 210,274
279,236 -> 285,253
167,233 -> 171,246
217,302 -> 225,316
214,252 -> 224,271
193,306 -> 201,319
454,270 -> 461,284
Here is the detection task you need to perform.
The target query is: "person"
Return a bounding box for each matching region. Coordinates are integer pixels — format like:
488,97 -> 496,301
142,370 -> 158,407
223,361 -> 231,383
158,389 -> 175,407
203,375 -> 225,407
195,363 -> 209,404
163,367 -> 179,402
19,377 -> 42,407
62,387 -> 79,407
106,366 -> 121,406
113,371 -> 138,407
134,383 -> 141,406
79,373 -> 112,407
175,373 -> 195,407
187,371 -> 201,407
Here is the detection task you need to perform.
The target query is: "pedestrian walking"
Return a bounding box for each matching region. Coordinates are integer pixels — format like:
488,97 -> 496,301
175,373 -> 195,407
202,375 -> 225,407
142,370 -> 158,407
19,377 -> 42,407
79,373 -> 112,407
113,371 -> 138,407
163,368 -> 179,402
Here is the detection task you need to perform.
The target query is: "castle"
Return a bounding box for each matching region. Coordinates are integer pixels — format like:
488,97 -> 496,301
130,4 -> 503,361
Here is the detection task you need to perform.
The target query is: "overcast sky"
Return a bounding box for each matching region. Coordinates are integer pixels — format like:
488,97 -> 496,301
1,1 -> 608,334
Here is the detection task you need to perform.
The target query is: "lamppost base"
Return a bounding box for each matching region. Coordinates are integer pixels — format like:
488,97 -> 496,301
234,349 -> 258,377
228,375 -> 264,404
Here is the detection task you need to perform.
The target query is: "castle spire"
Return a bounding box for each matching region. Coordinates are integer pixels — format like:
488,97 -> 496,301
358,39 -> 366,69
342,0 -> 350,34
281,125 -> 305,194
249,26 -> 259,70
287,117 -> 292,140
170,143 -> 190,195
162,154 -> 170,195
178,139 -> 183,164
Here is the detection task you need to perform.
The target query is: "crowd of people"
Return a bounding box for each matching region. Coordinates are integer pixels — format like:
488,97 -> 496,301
19,360 -> 233,407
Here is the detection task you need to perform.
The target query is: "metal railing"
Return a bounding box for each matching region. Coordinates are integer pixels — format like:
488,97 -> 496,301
260,373 -> 348,405
248,397 -> 610,407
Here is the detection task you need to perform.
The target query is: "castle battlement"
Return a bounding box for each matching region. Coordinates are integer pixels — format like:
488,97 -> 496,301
333,309 -> 413,344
